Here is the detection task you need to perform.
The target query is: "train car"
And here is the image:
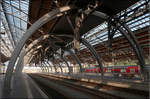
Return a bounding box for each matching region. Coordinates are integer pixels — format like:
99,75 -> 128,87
84,66 -> 107,73
120,65 -> 139,78
84,65 -> 139,78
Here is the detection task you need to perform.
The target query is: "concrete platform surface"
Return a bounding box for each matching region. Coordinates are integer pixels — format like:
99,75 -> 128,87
46,73 -> 148,91
0,73 -> 48,98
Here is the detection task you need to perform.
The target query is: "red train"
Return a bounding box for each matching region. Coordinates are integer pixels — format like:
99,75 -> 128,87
84,65 -> 139,77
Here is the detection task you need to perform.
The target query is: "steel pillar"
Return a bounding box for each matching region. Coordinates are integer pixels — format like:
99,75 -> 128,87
46,61 -> 53,72
3,6 -> 72,97
110,17 -> 146,78
121,23 -> 145,67
56,53 -> 70,73
53,58 -> 63,73
14,49 -> 25,74
118,27 -> 145,70
39,66 -> 44,73
67,49 -> 83,73
51,61 -> 57,73
62,56 -> 71,74
48,61 -> 56,73
57,63 -> 63,73
43,62 -> 49,74
41,64 -> 47,73
80,38 -> 104,78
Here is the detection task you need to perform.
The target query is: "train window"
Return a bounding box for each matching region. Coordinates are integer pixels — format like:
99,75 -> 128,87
121,69 -> 126,73
130,69 -> 135,73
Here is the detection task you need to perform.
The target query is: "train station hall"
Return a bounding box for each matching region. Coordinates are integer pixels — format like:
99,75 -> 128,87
0,0 -> 150,98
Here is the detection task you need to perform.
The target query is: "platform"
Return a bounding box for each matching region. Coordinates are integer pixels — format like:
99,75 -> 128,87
0,73 -> 48,98
46,73 -> 148,92
29,73 -> 149,98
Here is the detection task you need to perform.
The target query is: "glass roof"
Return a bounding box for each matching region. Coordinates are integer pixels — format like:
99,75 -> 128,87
0,0 -> 149,58
0,0 -> 29,57
80,0 -> 150,50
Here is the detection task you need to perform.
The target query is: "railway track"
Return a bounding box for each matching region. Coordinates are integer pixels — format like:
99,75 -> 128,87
29,74 -> 148,99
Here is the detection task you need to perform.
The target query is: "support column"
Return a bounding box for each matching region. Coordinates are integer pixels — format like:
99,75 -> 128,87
47,61 -> 55,73
58,63 -> 63,73
67,49 -> 82,73
51,61 -> 57,73
46,61 -> 52,72
62,56 -> 70,74
43,62 -> 49,74
118,27 -> 145,71
15,49 -> 25,74
80,38 -> 104,78
56,53 -> 70,73
3,6 -> 72,97
111,18 -> 146,74
119,21 -> 145,68
39,65 -> 44,73
41,65 -> 46,73
41,63 -> 48,73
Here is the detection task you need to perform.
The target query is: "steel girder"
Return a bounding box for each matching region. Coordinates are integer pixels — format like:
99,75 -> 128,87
109,17 -> 146,77
55,53 -> 70,73
3,6 -> 73,97
53,58 -> 63,73
58,63 -> 63,73
39,63 -> 45,73
41,63 -> 48,73
39,66 -> 44,72
14,49 -> 25,74
80,38 -> 104,78
46,61 -> 53,72
121,23 -> 145,65
118,27 -> 145,70
51,60 -> 57,73
26,34 -> 49,54
67,49 -> 83,73
62,56 -> 71,74
38,64 -> 44,73
43,62 -> 50,74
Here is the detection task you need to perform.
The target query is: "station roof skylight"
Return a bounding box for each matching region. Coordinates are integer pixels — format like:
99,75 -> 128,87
0,0 -> 29,57
80,0 -> 150,50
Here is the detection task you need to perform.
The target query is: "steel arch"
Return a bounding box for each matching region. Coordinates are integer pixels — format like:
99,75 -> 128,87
56,53 -> 70,73
3,6 -> 73,97
46,61 -> 53,72
67,49 -> 83,73
80,38 -> 104,78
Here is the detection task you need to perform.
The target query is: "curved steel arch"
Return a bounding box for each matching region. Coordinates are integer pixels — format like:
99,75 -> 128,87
46,61 -> 53,72
14,34 -> 48,74
120,22 -> 145,67
37,64 -> 44,73
53,58 -> 63,73
14,49 -> 25,74
39,66 -> 44,72
55,53 -> 70,73
110,18 -> 146,72
61,56 -> 71,74
43,62 -> 50,74
66,49 -> 83,73
80,38 -> 104,78
3,6 -> 73,97
50,60 -> 57,73
41,63 -> 48,73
